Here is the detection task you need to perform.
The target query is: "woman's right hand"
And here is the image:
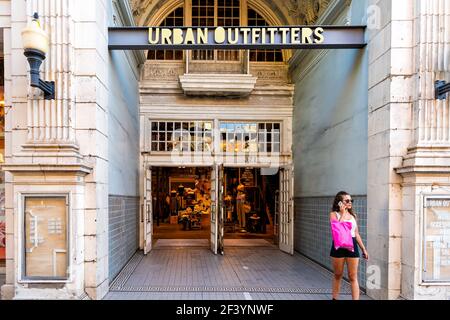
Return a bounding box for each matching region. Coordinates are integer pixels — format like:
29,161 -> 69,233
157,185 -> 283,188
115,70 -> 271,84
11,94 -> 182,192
338,201 -> 346,215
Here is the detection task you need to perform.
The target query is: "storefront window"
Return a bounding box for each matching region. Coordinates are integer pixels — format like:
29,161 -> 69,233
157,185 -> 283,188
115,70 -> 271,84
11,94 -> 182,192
23,195 -> 69,280
150,121 -> 213,152
423,196 -> 450,283
220,122 -> 280,153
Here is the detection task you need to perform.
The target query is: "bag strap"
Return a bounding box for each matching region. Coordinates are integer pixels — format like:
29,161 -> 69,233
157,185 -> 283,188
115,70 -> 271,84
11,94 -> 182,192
334,211 -> 341,220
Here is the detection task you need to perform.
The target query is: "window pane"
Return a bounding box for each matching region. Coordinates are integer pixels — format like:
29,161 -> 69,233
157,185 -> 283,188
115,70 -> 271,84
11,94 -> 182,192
219,122 -> 281,153
147,51 -> 155,59
24,197 -> 68,279
156,50 -> 165,60
150,121 -> 214,152
165,50 -> 174,60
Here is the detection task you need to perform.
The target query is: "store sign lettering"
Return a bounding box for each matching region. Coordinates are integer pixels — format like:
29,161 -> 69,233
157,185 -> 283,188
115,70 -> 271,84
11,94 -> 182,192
148,26 -> 325,46
108,26 -> 366,50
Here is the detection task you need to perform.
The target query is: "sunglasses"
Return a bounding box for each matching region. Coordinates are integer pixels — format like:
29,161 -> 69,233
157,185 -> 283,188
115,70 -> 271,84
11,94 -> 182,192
343,199 -> 354,204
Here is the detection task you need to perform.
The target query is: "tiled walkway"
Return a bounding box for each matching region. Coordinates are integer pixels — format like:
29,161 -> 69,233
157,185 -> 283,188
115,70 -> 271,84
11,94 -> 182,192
105,239 -> 369,300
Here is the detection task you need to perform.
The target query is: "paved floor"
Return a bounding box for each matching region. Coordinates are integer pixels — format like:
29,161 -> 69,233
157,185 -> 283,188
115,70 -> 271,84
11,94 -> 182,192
105,239 -> 369,300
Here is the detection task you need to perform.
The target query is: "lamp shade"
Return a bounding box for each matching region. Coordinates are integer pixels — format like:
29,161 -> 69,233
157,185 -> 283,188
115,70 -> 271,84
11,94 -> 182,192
21,18 -> 49,54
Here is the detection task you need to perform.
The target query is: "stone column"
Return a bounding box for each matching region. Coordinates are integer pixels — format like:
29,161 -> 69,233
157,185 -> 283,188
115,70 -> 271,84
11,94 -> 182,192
396,0 -> 450,300
367,0 -> 414,300
1,0 -> 110,300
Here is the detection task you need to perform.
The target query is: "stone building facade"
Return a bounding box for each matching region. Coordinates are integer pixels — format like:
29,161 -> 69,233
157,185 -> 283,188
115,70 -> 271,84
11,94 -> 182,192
0,0 -> 448,300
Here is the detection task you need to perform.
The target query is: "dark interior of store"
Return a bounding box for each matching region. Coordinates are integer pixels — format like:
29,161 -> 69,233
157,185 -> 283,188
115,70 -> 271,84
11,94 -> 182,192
152,167 -> 279,243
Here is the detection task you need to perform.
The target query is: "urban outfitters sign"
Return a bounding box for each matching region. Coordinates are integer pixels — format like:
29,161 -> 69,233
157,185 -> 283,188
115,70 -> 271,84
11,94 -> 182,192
108,26 -> 366,50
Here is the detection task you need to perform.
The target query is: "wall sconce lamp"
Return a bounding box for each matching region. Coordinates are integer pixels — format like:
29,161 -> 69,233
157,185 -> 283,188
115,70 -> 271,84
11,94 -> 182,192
435,80 -> 450,100
21,13 -> 55,100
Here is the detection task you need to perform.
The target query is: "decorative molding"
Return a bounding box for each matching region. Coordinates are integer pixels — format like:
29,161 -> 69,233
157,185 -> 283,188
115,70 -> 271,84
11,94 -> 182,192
142,61 -> 185,81
138,0 -> 183,27
286,0 -> 332,25
129,0 -> 154,18
178,73 -> 257,97
188,62 -> 243,74
1,164 -> 93,176
249,63 -> 290,85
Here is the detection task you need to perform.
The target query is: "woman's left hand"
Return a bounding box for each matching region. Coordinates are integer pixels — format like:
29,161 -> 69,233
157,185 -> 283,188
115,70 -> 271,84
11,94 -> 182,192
362,250 -> 369,260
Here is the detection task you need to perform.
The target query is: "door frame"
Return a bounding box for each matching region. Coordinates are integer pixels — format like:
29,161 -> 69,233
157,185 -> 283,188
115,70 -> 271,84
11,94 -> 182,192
143,166 -> 153,255
278,164 -> 294,255
140,162 -> 294,254
140,163 -> 216,253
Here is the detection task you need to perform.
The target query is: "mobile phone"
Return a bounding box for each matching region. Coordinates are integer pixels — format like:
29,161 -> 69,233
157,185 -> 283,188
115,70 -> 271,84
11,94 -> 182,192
338,201 -> 344,207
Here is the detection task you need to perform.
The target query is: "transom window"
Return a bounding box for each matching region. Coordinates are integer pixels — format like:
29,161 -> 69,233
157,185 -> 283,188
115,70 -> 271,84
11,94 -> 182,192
146,1 -> 284,63
150,121 -> 213,152
220,122 -> 281,153
248,9 -> 283,62
147,7 -> 184,60
192,0 -> 240,62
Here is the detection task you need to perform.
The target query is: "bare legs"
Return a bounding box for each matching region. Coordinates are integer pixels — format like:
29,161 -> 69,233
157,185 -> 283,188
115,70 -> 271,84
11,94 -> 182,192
346,258 -> 360,300
332,257 -> 360,300
332,258 -> 345,300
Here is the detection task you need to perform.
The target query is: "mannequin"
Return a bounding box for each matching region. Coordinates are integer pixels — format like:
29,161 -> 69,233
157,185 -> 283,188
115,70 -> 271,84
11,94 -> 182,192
236,184 -> 246,229
169,190 -> 177,215
224,192 -> 233,222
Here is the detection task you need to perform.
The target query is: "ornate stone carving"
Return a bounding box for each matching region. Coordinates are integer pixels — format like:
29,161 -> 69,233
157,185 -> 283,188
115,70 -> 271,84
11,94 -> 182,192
179,73 -> 257,97
129,0 -> 153,17
142,61 -> 185,81
287,0 -> 331,25
249,64 -> 290,85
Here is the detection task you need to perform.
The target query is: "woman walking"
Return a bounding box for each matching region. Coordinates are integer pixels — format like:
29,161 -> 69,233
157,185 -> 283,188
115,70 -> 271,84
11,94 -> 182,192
330,191 -> 369,300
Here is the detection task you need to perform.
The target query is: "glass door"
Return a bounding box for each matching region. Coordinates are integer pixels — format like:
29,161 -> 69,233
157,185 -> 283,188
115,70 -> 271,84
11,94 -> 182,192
278,165 -> 294,254
143,166 -> 153,255
210,164 -> 225,254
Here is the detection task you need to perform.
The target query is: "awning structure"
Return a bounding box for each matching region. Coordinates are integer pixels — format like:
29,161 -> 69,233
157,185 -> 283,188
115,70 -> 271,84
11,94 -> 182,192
108,26 -> 366,50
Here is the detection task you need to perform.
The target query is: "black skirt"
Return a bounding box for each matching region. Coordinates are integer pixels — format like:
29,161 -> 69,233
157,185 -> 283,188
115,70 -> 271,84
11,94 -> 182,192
330,237 -> 360,258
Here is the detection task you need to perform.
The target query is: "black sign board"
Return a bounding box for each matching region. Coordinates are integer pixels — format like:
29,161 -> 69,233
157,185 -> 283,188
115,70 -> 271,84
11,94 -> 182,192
108,26 -> 366,50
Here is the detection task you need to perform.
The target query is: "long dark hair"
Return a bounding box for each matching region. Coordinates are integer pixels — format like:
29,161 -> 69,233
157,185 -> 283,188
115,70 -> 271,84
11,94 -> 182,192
332,191 -> 356,218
